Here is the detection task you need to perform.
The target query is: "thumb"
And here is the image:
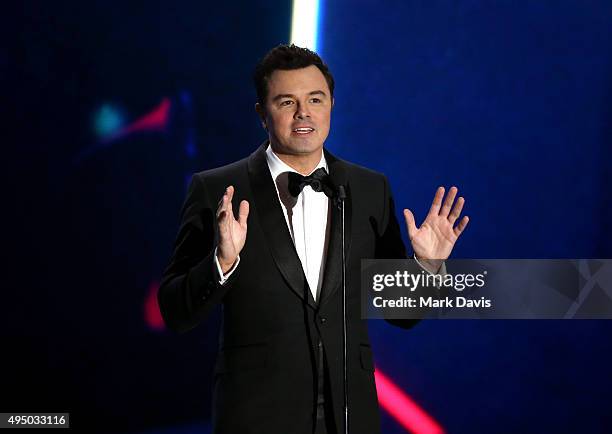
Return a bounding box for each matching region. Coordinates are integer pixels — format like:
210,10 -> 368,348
403,209 -> 418,240
238,200 -> 250,227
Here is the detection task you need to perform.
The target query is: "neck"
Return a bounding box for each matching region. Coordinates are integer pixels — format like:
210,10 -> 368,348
271,147 -> 323,176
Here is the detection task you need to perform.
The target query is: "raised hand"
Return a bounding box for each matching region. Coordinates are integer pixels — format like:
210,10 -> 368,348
403,186 -> 469,270
216,186 -> 249,274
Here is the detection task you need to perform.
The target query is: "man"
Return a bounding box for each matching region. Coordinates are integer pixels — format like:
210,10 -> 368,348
158,44 -> 468,434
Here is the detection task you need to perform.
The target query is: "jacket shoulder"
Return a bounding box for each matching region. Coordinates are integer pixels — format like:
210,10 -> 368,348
341,159 -> 386,183
194,156 -> 249,182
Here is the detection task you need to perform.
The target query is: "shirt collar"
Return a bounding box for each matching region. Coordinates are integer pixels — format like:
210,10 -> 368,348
265,143 -> 328,181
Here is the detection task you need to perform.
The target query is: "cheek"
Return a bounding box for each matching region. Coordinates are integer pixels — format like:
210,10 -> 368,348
270,114 -> 292,133
316,109 -> 331,123
317,114 -> 331,129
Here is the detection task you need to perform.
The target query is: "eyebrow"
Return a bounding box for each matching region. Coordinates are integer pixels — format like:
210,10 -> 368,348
271,90 -> 328,102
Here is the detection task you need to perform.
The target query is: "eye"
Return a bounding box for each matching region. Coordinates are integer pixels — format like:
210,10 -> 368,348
280,100 -> 294,106
310,98 -> 321,103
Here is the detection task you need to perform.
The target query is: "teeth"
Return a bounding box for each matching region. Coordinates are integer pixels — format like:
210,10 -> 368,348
294,128 -> 314,132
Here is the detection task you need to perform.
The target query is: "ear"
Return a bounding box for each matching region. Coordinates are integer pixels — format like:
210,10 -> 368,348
255,102 -> 267,130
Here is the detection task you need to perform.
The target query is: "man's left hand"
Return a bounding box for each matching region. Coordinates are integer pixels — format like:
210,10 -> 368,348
403,186 -> 469,272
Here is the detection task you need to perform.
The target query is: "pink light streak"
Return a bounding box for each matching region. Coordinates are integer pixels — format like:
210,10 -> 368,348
120,97 -> 171,135
144,281 -> 165,331
101,97 -> 171,144
375,368 -> 445,434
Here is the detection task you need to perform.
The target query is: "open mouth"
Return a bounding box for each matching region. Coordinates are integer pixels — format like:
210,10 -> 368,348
292,127 -> 315,135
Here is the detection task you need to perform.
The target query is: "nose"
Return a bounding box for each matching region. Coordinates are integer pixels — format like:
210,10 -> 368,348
294,102 -> 311,119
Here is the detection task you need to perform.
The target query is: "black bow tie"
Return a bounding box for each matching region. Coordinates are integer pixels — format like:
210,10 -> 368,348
287,167 -> 333,197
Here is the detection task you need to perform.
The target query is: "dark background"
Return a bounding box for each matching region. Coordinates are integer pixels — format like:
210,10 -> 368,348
4,1 -> 612,433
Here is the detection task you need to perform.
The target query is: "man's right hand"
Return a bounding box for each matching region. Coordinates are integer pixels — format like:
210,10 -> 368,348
216,186 -> 249,274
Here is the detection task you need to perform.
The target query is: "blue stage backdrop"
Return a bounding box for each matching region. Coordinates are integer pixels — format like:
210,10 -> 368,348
321,2 -> 612,433
4,1 -> 612,433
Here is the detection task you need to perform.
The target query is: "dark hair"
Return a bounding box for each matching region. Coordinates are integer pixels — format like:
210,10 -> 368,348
253,44 -> 335,106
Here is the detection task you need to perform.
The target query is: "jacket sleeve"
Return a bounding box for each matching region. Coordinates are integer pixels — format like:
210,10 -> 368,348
375,175 -> 408,261
157,174 -> 238,333
375,175 -> 421,330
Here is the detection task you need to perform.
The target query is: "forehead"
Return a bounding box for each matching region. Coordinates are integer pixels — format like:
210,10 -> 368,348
266,65 -> 329,97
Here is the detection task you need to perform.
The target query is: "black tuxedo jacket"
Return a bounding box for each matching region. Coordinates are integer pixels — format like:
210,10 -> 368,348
158,143 -> 417,434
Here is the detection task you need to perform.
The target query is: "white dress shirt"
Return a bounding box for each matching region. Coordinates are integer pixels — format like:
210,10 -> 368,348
264,145 -> 330,302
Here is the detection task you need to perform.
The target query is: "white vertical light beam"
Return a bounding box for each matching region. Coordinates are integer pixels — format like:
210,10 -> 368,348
290,0 -> 320,51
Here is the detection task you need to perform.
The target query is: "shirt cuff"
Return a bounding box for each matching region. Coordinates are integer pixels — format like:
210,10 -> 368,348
413,254 -> 446,290
413,253 -> 446,276
214,247 -> 240,285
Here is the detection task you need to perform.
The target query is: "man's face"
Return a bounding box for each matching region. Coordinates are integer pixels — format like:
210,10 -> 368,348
257,65 -> 333,157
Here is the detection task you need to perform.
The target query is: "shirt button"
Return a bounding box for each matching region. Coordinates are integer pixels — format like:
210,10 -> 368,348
320,317 -> 327,324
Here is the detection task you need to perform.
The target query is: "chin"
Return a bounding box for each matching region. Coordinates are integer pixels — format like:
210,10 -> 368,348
294,142 -> 324,154
279,139 -> 322,154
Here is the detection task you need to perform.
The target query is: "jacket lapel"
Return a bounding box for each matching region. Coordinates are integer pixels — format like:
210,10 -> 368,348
319,150 -> 352,307
247,142 -> 317,309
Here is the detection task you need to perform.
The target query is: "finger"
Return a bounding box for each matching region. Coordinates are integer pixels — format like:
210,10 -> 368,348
217,209 -> 229,240
403,209 -> 418,240
439,186 -> 458,218
427,186 -> 445,217
226,186 -> 234,220
216,189 -> 229,220
218,185 -> 232,207
454,216 -> 470,237
238,200 -> 250,227
218,186 -> 233,218
448,196 -> 465,225
226,185 -> 234,201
